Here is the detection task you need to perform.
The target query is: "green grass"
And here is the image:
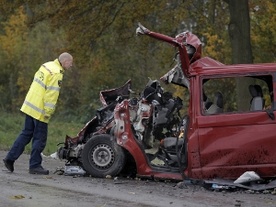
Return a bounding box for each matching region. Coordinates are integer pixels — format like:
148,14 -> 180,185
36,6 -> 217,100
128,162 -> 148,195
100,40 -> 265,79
0,111 -> 85,155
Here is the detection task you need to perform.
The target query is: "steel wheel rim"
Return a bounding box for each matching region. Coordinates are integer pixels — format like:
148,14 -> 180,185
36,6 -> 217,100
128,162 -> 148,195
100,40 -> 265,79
91,144 -> 115,169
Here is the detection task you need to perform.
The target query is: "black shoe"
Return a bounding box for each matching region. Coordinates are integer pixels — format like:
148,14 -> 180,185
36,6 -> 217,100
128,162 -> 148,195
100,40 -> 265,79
3,159 -> 14,172
29,166 -> 49,175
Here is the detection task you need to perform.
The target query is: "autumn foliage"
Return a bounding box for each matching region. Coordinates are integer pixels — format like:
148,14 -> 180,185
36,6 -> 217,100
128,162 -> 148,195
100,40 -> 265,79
0,0 -> 275,120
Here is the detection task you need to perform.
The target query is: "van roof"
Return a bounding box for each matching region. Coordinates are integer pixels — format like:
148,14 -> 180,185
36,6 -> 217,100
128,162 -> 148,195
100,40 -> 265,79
190,57 -> 276,76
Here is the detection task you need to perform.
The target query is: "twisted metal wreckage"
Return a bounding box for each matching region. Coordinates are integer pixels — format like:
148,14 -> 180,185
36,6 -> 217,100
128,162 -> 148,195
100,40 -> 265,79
55,23 -> 276,191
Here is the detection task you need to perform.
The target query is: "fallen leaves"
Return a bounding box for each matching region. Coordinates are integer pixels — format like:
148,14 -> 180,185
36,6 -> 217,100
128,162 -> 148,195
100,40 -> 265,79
10,195 -> 25,199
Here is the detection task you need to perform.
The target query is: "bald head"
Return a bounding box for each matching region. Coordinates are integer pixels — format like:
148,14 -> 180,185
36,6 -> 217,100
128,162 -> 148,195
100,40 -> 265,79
59,52 -> 73,70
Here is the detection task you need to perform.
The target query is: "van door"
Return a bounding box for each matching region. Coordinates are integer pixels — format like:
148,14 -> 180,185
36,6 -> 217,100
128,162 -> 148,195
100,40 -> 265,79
196,74 -> 276,179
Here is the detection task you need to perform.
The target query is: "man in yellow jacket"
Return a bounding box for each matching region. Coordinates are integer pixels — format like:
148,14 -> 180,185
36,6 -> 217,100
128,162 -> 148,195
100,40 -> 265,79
3,52 -> 73,175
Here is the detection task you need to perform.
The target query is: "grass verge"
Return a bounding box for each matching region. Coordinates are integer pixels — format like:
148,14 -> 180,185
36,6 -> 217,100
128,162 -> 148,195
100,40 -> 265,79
0,111 -> 85,155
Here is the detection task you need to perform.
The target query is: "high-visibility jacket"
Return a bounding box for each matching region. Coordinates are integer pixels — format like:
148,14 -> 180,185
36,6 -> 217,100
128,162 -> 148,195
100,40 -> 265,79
21,59 -> 64,123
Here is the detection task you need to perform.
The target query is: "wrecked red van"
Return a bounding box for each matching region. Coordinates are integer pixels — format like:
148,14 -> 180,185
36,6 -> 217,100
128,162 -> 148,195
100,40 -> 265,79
57,23 -> 276,181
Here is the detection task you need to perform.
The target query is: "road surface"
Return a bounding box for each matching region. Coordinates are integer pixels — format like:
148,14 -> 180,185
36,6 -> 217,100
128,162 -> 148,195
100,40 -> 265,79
0,151 -> 275,207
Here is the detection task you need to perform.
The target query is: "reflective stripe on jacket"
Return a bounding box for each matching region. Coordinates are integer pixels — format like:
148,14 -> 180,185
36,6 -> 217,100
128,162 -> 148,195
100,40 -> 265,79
21,59 -> 64,123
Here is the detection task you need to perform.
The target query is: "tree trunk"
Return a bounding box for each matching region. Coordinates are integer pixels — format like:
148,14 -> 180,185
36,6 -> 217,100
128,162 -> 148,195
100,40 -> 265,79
225,0 -> 253,110
227,0 -> 253,64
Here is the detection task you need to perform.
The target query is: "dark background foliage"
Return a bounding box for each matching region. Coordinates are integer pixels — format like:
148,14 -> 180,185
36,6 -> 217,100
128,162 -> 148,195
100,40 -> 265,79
0,0 -> 275,122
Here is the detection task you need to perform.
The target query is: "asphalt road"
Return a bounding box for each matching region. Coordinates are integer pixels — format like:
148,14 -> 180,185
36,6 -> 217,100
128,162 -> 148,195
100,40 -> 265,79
0,151 -> 275,207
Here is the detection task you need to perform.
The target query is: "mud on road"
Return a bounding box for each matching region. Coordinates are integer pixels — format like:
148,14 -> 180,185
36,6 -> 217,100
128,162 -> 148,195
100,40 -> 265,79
0,151 -> 275,207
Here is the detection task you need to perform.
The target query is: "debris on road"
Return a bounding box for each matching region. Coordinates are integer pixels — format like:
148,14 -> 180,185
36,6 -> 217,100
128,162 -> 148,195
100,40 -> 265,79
204,176 -> 276,193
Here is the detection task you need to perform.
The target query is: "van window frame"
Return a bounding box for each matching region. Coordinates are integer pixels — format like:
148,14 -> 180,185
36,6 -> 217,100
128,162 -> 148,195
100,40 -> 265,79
200,73 -> 274,116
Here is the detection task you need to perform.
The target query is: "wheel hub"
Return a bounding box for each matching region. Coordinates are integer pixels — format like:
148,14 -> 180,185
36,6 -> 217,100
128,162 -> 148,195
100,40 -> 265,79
91,144 -> 115,169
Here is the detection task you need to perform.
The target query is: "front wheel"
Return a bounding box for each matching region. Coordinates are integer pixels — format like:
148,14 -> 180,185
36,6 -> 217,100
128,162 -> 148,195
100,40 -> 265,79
81,134 -> 125,178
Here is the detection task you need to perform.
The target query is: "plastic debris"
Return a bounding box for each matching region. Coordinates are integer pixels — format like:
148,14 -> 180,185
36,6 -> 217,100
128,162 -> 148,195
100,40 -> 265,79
50,152 -> 59,159
64,165 -> 86,176
234,171 -> 262,184
211,183 -> 236,191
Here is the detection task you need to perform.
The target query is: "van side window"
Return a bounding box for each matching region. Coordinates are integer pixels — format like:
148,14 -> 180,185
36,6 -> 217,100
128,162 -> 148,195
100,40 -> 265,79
202,75 -> 273,114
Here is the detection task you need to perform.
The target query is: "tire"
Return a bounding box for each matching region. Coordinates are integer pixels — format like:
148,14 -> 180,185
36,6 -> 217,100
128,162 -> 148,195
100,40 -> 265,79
81,134 -> 125,178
